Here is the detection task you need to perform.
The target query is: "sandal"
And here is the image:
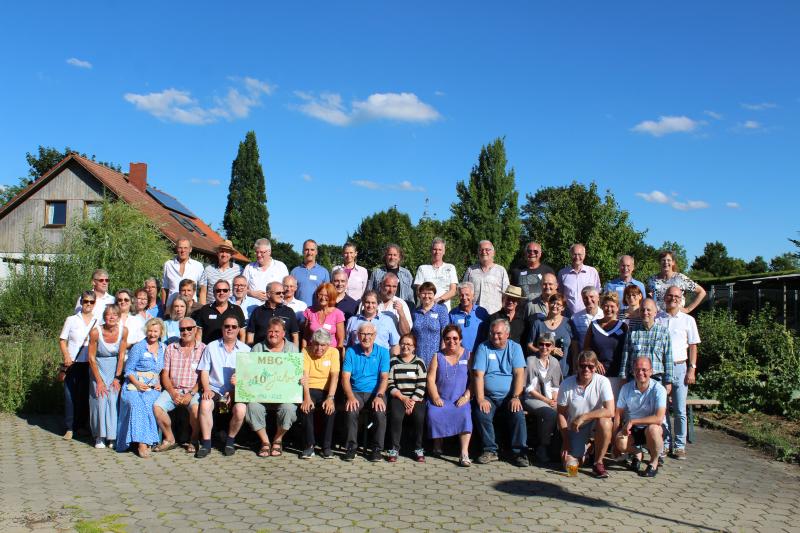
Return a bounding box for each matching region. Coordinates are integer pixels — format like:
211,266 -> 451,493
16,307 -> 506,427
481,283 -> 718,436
154,440 -> 177,453
258,443 -> 271,458
270,441 -> 283,457
138,446 -> 151,459
185,443 -> 196,454
459,455 -> 472,467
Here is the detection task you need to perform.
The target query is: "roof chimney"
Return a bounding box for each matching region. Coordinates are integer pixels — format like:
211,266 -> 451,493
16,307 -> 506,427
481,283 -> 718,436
128,162 -> 148,191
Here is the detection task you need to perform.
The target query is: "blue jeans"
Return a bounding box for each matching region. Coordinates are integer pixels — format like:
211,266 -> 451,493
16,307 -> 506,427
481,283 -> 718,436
475,395 -> 527,455
670,363 -> 688,450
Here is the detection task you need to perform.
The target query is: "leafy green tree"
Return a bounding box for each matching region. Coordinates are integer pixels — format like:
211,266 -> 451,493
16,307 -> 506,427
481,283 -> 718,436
316,243 -> 343,272
520,181 -> 647,281
223,131 -> 270,254
770,252 -> 800,272
691,241 -> 748,278
348,207 -> 416,272
271,240 -> 302,269
0,199 -> 171,333
449,138 -> 521,269
746,256 -> 769,274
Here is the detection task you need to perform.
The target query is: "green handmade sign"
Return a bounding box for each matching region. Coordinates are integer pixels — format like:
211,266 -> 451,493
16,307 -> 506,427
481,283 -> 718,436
235,352 -> 303,404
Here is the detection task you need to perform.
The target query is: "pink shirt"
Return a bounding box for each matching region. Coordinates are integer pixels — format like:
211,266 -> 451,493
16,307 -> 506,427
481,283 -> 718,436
303,307 -> 345,346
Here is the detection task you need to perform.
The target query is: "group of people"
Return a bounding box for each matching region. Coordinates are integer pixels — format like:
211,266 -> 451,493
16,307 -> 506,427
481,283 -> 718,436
58,236 -> 703,477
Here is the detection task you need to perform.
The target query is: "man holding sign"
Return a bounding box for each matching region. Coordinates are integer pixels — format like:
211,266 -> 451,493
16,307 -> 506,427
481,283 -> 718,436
196,317 -> 251,458
341,322 -> 390,462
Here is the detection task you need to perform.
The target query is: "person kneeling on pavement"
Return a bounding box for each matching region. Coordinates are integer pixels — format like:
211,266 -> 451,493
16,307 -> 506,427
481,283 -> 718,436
195,317 -> 250,458
557,350 -> 614,478
614,356 -> 667,478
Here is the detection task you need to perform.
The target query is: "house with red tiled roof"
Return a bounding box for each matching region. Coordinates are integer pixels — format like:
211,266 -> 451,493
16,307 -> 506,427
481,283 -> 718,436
0,153 -> 248,277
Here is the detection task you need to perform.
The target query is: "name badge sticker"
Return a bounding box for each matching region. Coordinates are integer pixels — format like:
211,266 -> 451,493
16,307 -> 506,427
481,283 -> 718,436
430,313 -> 438,319
488,353 -> 497,360
309,275 -> 318,281
322,360 -> 331,367
209,314 -> 217,319
520,271 -> 528,276
406,372 -> 416,377
457,319 -> 465,324
323,323 -> 332,331
458,359 -> 468,365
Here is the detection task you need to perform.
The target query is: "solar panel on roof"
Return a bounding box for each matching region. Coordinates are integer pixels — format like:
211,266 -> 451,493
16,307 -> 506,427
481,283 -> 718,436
147,186 -> 197,218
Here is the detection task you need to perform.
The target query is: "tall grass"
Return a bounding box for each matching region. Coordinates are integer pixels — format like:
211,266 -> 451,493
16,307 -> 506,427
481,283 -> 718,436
0,326 -> 61,413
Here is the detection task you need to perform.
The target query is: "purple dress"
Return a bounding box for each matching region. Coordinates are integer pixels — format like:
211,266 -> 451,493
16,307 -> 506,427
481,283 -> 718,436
426,350 -> 472,438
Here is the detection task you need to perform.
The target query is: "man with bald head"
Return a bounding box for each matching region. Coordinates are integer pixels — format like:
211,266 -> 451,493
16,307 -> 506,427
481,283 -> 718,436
511,241 -> 555,303
246,281 -> 300,346
620,299 -> 674,395
526,272 -> 559,320
557,243 -> 601,316
604,255 -> 646,317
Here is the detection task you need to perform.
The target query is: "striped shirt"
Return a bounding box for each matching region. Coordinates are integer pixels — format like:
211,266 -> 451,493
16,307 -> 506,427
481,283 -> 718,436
387,356 -> 428,401
620,321 -> 674,384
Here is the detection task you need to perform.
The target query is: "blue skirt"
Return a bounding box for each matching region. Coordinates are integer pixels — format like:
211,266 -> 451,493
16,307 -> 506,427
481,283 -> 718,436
116,385 -> 161,452
89,357 -> 118,440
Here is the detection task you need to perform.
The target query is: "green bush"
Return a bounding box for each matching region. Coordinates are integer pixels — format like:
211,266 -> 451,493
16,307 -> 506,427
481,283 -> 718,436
0,326 -> 62,413
695,307 -> 800,418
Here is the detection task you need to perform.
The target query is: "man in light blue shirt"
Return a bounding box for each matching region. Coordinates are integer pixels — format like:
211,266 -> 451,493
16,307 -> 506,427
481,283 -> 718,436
449,282 -> 489,353
614,356 -> 667,478
472,318 -> 528,467
290,239 -> 330,306
604,255 -> 646,316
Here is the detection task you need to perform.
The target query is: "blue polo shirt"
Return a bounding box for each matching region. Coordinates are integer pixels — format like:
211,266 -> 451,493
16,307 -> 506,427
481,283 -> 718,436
342,344 -> 390,393
345,313 -> 400,349
604,278 -> 646,312
449,305 -> 490,354
616,378 -> 667,423
290,264 -> 330,306
472,339 -> 525,401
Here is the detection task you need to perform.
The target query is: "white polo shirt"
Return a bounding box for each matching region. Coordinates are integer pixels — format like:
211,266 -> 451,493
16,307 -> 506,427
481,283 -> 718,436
162,257 -> 205,307
243,259 -> 289,296
656,311 -> 700,363
414,263 -> 458,310
557,373 -> 613,424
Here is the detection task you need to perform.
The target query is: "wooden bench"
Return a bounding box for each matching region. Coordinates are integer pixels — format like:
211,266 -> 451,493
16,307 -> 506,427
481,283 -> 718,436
686,398 -> 721,443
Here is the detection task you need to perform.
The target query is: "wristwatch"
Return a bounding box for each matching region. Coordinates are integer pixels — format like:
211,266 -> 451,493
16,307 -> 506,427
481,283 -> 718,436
376,393 -> 385,399
689,364 -> 697,369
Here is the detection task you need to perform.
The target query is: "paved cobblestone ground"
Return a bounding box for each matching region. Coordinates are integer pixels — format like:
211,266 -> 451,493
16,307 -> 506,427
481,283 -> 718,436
0,414 -> 798,532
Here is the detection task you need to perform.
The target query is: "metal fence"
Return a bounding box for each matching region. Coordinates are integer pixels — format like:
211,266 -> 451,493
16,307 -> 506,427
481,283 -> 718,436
704,284 -> 800,332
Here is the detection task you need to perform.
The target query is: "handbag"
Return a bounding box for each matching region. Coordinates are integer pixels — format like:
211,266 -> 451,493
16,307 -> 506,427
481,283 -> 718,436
58,318 -> 97,383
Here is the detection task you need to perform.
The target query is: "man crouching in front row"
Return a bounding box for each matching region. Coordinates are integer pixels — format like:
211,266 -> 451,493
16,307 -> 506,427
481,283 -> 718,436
195,316 -> 251,458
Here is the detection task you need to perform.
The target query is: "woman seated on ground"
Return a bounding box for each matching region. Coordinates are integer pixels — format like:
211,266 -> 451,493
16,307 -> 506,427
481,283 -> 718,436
411,282 -> 450,367
646,250 -> 707,312
528,293 -> 576,376
302,282 -> 345,356
426,325 -> 473,467
584,291 -> 627,399
116,289 -> 146,346
299,329 -> 339,459
116,318 -> 166,458
523,331 -> 563,464
386,333 -> 428,462
163,297 -> 189,344
87,304 -> 128,449
622,285 -> 644,325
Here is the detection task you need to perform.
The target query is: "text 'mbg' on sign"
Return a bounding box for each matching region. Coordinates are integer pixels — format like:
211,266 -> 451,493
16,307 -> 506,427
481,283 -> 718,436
235,352 -> 303,404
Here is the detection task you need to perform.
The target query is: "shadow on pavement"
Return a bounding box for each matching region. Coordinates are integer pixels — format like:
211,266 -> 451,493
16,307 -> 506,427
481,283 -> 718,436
493,479 -> 716,531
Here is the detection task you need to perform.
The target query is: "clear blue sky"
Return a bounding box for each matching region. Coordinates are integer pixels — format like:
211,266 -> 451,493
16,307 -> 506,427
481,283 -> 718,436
1,1 -> 798,265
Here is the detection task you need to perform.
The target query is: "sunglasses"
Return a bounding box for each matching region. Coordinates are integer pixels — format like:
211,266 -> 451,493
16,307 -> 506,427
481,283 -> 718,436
271,291 -> 285,295
579,364 -> 596,370
179,326 -> 196,332
444,336 -> 460,342
538,342 -> 553,348
223,324 -> 239,330
81,299 -> 96,304
215,288 -> 230,293
94,278 -> 109,283
117,298 -> 130,303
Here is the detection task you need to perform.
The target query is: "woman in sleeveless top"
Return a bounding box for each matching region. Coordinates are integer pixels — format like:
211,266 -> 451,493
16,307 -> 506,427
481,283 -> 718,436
584,291 -> 627,399
426,325 -> 473,466
87,304 -> 128,449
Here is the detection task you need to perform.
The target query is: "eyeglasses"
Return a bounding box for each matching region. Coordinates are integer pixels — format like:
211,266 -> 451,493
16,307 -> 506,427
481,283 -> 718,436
579,364 -> 595,370
538,342 -> 553,348
215,288 -> 230,293
94,278 -> 109,283
179,326 -> 196,332
81,299 -> 96,304
526,250 -> 541,254
233,284 -> 246,289
444,336 -> 460,342
223,324 -> 239,330
271,291 -> 285,295
117,298 -> 130,303
358,332 -> 375,337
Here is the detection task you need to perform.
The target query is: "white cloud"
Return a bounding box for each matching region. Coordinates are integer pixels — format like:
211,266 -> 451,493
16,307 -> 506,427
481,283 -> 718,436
635,190 -> 671,204
351,179 -> 426,192
293,91 -> 441,126
726,202 -> 741,209
301,174 -> 313,182
124,76 -> 273,125
631,115 -> 702,137
704,110 -> 723,120
434,90 -> 446,97
741,120 -> 762,130
671,200 -> 710,211
66,57 -> 92,69
741,102 -> 777,111
636,190 -> 710,211
190,178 -> 221,186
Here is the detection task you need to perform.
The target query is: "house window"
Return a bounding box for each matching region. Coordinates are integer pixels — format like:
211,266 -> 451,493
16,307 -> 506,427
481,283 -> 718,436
45,201 -> 67,226
84,201 -> 101,220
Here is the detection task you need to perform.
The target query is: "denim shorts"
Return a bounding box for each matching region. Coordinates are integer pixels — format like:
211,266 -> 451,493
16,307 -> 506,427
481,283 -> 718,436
154,390 -> 200,413
567,420 -> 596,459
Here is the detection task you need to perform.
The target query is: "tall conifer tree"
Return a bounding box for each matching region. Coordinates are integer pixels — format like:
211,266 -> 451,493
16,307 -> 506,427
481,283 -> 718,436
223,131 -> 270,255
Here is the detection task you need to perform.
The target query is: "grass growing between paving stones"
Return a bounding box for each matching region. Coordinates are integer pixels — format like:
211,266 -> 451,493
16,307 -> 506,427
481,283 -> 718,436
74,513 -> 128,533
702,411 -> 800,463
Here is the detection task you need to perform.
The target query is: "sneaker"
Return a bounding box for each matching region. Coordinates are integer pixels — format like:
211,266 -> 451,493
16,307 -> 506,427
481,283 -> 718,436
641,464 -> 658,478
414,449 -> 425,463
672,448 -> 687,460
343,448 -> 356,462
224,445 -> 236,457
476,451 -> 499,464
321,448 -> 334,459
300,447 -> 315,459
367,449 -> 383,462
592,462 -> 609,479
195,447 -> 211,459
107,440 -> 115,450
94,438 -> 106,449
629,456 -> 642,473
62,430 -> 73,441
513,454 -> 530,468
386,449 -> 399,463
